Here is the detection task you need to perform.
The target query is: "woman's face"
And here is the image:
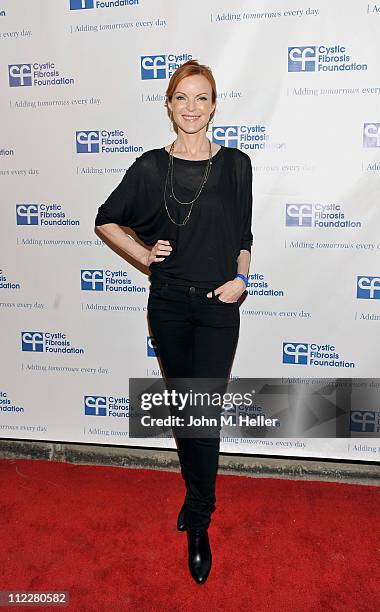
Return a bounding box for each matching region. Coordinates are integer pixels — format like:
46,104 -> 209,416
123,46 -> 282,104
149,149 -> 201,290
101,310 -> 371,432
168,74 -> 215,135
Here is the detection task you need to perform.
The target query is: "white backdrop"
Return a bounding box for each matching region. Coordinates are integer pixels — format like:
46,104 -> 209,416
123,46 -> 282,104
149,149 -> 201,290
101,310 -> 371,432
1,0 -> 380,461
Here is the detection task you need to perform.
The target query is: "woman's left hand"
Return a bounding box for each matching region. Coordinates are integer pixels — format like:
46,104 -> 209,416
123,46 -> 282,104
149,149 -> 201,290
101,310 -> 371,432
207,278 -> 247,303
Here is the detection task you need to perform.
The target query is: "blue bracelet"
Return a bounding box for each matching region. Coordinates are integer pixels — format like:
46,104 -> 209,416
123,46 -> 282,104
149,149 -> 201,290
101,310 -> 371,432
235,273 -> 248,287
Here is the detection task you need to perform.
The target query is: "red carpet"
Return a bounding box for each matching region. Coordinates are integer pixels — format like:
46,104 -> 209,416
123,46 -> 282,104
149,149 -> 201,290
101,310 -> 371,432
0,457 -> 378,612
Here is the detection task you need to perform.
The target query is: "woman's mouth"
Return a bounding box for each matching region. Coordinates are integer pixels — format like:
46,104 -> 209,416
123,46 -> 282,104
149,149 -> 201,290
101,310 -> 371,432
182,115 -> 200,122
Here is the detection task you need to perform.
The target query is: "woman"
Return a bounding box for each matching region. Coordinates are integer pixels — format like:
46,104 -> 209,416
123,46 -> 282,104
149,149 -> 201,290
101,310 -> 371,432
94,59 -> 253,584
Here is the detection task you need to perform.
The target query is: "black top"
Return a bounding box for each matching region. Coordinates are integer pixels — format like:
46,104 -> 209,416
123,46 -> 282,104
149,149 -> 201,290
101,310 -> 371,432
94,145 -> 253,288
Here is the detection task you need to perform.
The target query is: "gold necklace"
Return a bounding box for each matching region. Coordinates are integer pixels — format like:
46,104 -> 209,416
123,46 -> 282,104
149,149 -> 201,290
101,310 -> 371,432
163,139 -> 213,226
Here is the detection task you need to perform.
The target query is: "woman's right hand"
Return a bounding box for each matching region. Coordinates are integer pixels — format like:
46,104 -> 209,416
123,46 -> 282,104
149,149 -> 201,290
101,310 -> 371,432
145,239 -> 172,267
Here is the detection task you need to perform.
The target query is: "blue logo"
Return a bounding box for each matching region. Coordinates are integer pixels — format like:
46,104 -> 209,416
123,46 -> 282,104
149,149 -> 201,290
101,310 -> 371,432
141,55 -> 166,79
285,203 -> 361,229
16,203 -> 79,227
211,124 -> 278,151
147,336 -> 158,357
84,395 -> 130,418
21,331 -> 84,354
283,342 -> 309,365
16,204 -> 39,225
356,276 -> 380,299
76,130 -> 100,153
350,410 -> 376,432
70,0 -> 94,9
69,0 -> 140,11
140,53 -> 192,80
21,332 -> 44,352
286,204 -> 313,227
8,64 -> 32,87
363,123 -> 380,147
84,396 -> 107,416
288,45 -> 367,74
282,342 -> 354,368
81,270 -> 104,291
288,47 -> 316,72
8,61 -> 74,88
75,129 -> 134,154
80,269 -> 141,292
212,126 -> 239,148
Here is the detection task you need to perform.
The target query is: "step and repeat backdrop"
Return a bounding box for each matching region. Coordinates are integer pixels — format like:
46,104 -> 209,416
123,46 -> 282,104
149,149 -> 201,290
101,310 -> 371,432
1,0 -> 380,461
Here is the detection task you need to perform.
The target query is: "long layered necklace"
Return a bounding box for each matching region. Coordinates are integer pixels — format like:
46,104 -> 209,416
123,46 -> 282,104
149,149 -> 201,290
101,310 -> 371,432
163,139 -> 213,226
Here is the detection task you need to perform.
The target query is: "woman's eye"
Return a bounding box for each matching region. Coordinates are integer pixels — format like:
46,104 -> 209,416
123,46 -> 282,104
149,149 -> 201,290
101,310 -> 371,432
175,96 -> 208,101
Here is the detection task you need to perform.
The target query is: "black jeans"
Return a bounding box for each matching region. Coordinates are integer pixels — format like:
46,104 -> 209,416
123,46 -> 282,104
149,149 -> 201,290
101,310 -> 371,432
147,280 -> 240,529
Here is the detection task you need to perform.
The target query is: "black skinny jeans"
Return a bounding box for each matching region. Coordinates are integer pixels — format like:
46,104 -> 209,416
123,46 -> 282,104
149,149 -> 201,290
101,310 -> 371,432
147,280 -> 240,530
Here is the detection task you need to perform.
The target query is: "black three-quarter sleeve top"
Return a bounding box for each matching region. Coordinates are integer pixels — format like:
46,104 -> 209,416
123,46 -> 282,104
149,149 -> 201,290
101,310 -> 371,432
94,145 -> 254,288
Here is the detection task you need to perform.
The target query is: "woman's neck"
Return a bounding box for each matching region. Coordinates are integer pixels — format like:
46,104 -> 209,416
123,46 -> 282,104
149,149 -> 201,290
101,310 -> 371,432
166,135 -> 220,160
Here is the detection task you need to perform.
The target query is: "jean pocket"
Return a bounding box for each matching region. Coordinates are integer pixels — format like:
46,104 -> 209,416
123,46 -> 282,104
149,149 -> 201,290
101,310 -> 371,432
216,296 -> 237,305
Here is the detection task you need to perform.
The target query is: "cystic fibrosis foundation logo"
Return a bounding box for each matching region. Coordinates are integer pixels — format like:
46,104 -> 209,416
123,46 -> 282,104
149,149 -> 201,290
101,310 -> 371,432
363,123 -> 380,147
288,45 -> 368,73
0,390 -> 24,414
247,273 -> 284,298
212,125 -> 283,151
356,276 -> 380,299
16,204 -> 80,226
350,410 -> 380,433
75,130 -> 142,154
288,46 -> 317,71
0,268 -> 21,290
80,269 -> 146,293
70,0 -> 139,10
21,331 -> 85,354
285,203 -> 361,229
84,395 -> 129,418
140,53 -> 192,80
8,62 -> 74,87
282,342 -> 355,368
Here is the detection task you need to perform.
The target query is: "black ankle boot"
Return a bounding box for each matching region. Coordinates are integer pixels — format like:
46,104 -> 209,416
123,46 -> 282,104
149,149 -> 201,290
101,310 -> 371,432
187,527 -> 212,584
177,503 -> 186,531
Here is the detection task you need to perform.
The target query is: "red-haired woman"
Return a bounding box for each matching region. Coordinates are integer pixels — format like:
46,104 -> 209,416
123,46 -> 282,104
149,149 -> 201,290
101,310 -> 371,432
95,59 -> 253,584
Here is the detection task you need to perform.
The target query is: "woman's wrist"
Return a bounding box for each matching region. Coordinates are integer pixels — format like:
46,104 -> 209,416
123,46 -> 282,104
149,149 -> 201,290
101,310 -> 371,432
234,273 -> 248,288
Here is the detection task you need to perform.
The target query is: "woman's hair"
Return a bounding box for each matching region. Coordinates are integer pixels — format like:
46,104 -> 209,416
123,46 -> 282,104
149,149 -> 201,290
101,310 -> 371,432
165,59 -> 217,132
